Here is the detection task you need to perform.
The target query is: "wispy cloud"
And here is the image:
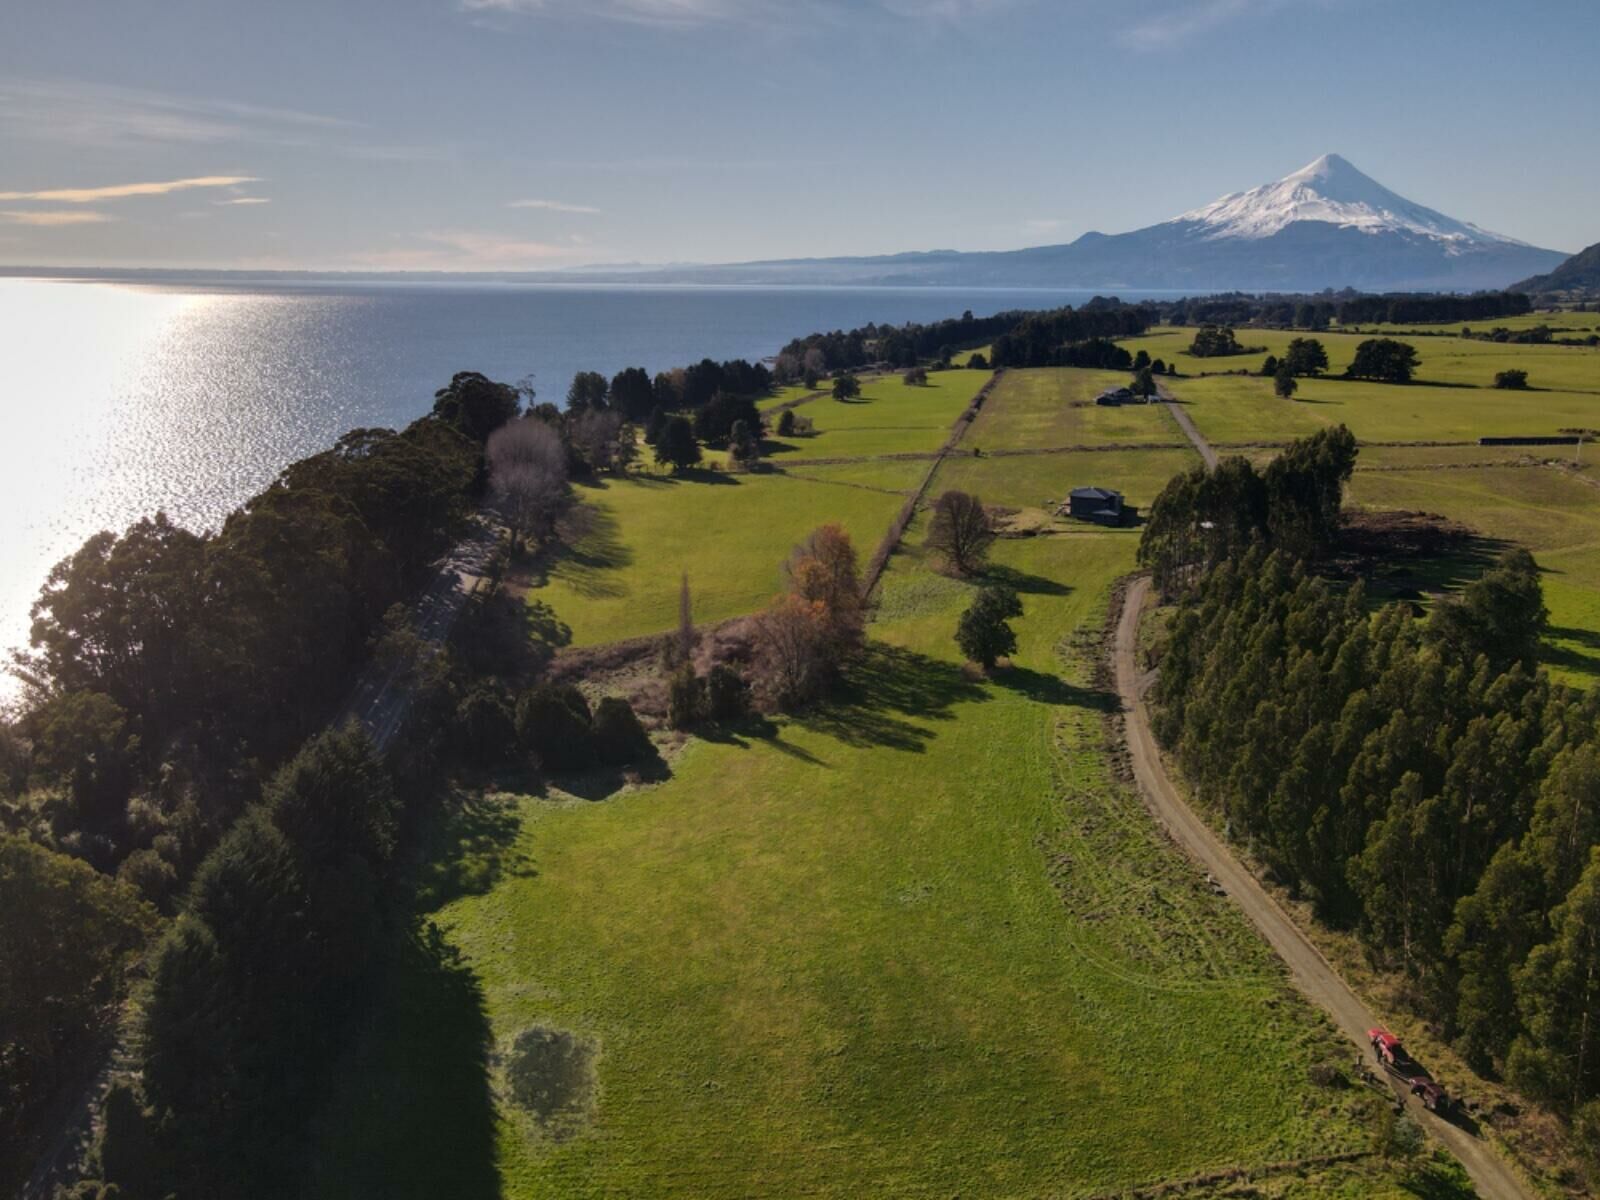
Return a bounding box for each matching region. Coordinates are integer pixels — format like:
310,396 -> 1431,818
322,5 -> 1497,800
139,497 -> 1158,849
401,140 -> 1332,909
216,197 -> 272,206
1023,217 -> 1067,234
1118,0 -> 1285,50
463,0 -> 1015,27
0,176 -> 257,204
508,198 -> 602,214
0,210 -> 116,226
0,78 -> 439,163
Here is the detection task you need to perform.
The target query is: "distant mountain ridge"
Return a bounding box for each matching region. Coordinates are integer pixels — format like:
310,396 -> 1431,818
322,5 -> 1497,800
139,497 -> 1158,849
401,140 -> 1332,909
1512,240 -> 1600,293
564,155 -> 1564,293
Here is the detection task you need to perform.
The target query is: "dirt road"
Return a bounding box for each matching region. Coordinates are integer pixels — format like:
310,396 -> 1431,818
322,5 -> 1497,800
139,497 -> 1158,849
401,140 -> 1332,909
1113,574 -> 1533,1200
1157,382 -> 1218,469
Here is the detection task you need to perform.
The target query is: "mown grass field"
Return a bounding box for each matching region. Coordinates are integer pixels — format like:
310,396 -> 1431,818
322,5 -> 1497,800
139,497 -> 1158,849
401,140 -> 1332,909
308,504 -> 1443,1197
532,461 -> 928,647
1165,372 -> 1600,445
965,367 -> 1185,450
1125,325 -> 1600,392
935,446 -> 1199,513
760,369 -> 984,460
1358,309 -> 1599,338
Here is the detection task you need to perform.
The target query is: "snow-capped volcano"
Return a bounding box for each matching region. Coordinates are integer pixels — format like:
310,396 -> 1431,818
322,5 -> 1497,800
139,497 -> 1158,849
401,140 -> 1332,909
538,153 -> 1566,292
1172,153 -> 1526,248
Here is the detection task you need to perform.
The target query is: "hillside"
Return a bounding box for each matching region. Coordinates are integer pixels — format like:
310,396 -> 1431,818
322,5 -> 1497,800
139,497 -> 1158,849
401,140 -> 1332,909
1513,239 -> 1600,292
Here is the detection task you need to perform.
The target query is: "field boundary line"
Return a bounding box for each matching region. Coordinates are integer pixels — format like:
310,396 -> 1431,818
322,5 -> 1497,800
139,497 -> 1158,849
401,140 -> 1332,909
860,369 -> 1004,599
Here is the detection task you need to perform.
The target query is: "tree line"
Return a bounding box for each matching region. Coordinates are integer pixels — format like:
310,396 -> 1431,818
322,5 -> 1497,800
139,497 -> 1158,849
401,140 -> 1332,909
1154,546 -> 1600,1131
988,306 -> 1153,369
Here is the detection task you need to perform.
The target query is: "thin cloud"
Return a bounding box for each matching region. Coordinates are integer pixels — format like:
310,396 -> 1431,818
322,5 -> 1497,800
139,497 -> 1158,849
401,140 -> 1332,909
0,210 -> 116,226
508,198 -> 602,214
216,197 -> 272,206
1118,0 -> 1285,50
349,229 -> 602,270
463,0 -> 1015,26
0,176 -> 258,204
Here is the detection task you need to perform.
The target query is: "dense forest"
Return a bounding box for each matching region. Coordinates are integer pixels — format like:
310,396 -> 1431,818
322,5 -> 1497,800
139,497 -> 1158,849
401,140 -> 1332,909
1148,466 -> 1600,1132
1153,289 -> 1532,330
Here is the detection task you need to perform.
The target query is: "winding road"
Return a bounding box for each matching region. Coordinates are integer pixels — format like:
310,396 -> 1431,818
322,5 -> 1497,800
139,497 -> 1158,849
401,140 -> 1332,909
1113,575 -> 1534,1200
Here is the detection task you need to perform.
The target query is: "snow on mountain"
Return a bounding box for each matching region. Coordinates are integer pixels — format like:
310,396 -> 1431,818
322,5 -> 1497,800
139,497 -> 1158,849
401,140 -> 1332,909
1170,153 -> 1527,249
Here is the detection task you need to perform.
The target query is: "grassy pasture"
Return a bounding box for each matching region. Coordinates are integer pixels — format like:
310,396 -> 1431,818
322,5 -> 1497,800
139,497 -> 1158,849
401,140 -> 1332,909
1347,462 -> 1600,684
310,523 -> 1415,1198
1357,309 -> 1599,337
964,367 -> 1185,450
531,463 -> 925,647
1166,372 -> 1600,445
934,446 -> 1199,513
758,369 -> 986,460
1125,326 -> 1599,392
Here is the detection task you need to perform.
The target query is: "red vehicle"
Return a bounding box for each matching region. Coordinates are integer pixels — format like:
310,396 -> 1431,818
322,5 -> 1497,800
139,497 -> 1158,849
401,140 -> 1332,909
1368,1028 -> 1451,1113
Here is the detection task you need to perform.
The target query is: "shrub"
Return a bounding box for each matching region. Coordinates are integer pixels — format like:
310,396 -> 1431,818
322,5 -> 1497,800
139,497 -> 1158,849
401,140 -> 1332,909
454,682 -> 519,763
968,352 -> 989,370
776,408 -> 796,437
706,664 -> 749,722
1260,354 -> 1279,377
1494,369 -> 1530,389
593,697 -> 654,765
903,366 -> 928,385
667,664 -> 704,730
517,684 -> 596,770
955,584 -> 1022,669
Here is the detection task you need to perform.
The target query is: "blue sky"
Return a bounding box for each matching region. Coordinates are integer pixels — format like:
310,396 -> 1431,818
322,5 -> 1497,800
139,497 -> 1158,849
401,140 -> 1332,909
2,0 -> 1594,269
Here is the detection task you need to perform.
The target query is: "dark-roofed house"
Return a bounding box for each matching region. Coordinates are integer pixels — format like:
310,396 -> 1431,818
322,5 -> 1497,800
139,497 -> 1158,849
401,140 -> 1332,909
1095,386 -> 1137,407
1065,486 -> 1137,527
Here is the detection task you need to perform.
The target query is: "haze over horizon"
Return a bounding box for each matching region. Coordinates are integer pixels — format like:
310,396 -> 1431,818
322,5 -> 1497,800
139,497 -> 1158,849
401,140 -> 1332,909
3,0 -> 1595,272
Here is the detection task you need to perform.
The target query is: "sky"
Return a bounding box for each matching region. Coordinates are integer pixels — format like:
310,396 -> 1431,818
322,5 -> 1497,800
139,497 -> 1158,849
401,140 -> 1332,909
1,0 -> 1595,271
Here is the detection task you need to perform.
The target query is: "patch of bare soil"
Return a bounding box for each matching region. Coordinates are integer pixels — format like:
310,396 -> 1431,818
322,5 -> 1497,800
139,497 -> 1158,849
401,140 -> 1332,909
500,1025 -> 599,1141
1328,509 -> 1480,597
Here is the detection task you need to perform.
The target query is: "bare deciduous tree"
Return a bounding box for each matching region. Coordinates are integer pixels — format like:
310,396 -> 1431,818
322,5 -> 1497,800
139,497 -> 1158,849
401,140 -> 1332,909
926,489 -> 995,575
487,417 -> 570,551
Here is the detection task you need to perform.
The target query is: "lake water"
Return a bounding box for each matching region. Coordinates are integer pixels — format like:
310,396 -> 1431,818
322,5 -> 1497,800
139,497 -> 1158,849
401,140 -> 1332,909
0,276 -> 1148,695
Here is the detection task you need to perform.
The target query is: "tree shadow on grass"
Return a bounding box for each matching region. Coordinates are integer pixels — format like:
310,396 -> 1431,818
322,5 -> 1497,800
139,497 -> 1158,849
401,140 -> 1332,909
304,922 -> 501,1200
542,503 -> 632,598
993,665 -> 1118,712
552,754 -> 672,802
700,712 -> 833,767
1541,625 -> 1600,684
413,787 -> 537,911
675,467 -> 741,485
982,563 -> 1073,596
796,643 -> 988,753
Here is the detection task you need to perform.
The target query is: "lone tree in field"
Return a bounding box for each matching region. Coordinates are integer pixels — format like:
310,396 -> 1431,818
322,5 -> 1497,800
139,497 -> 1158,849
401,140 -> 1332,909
754,524 -> 865,709
487,416 -> 570,550
1133,365 -> 1156,399
927,489 -> 995,575
1274,364 -> 1299,399
1494,369 -> 1530,389
903,366 -> 929,386
728,419 -> 761,467
1347,338 -> 1420,384
832,372 -> 861,402
1283,336 -> 1329,377
776,408 -> 797,437
956,584 -> 1022,669
653,416 -> 702,473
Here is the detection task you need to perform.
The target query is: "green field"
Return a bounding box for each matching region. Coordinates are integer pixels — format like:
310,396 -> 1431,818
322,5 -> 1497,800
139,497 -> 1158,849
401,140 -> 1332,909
965,367 -> 1185,450
534,462 -> 928,647
762,369 -> 985,460
1165,372 -> 1600,445
1348,461 -> 1600,683
935,446 -> 1199,513
308,514 -> 1427,1197
1125,325 -> 1600,393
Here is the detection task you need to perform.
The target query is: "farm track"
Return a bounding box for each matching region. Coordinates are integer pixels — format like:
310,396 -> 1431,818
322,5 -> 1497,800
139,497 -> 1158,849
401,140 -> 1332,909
1113,574 -> 1536,1200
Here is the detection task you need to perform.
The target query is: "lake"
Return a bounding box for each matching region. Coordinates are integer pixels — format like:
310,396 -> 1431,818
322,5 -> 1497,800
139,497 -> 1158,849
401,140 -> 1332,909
0,275 -> 1151,694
